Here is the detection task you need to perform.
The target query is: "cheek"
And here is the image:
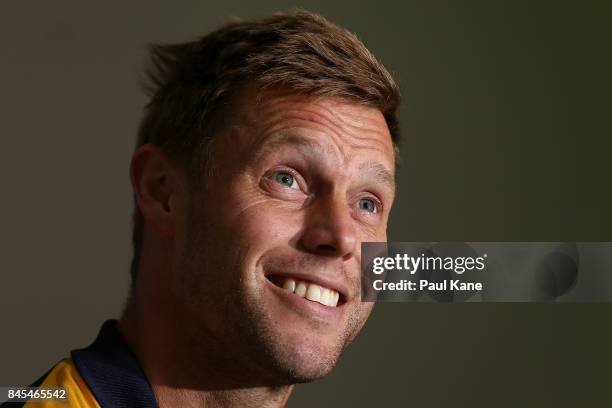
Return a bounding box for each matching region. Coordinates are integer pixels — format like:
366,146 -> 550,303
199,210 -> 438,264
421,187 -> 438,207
223,190 -> 303,269
233,204 -> 301,252
361,301 -> 375,320
352,302 -> 375,337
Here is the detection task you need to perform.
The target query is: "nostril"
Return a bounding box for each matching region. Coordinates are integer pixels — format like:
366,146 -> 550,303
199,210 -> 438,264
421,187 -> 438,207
316,244 -> 336,253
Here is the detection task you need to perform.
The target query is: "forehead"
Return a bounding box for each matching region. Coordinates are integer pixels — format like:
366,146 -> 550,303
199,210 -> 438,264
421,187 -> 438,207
230,92 -> 396,174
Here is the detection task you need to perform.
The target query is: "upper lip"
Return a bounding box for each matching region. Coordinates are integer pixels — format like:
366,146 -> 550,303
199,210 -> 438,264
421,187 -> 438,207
265,269 -> 351,301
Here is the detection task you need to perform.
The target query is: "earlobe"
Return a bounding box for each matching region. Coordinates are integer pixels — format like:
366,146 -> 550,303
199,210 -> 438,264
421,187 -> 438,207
130,144 -> 180,238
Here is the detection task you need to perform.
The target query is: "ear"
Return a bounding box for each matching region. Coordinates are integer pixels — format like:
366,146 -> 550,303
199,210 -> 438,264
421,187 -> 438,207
130,144 -> 184,239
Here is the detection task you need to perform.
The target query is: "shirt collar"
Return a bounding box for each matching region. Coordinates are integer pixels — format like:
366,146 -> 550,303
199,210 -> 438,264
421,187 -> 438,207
71,319 -> 158,408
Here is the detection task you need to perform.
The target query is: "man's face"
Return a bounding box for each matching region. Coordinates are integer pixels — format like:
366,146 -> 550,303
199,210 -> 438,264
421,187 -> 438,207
173,93 -> 396,383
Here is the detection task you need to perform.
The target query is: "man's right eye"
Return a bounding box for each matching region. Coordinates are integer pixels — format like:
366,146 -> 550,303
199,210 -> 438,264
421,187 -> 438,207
272,171 -> 299,189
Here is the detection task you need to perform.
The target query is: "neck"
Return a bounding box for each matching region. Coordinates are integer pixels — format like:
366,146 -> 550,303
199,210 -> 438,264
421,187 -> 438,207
152,383 -> 293,408
119,270 -> 294,408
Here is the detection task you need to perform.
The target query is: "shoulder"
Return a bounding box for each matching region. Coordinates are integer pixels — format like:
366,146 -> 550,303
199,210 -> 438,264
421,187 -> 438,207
1,358 -> 100,408
2,321 -> 157,408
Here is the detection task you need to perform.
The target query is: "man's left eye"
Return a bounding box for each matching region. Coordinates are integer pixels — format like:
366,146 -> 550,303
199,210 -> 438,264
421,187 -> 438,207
272,171 -> 299,189
358,197 -> 378,213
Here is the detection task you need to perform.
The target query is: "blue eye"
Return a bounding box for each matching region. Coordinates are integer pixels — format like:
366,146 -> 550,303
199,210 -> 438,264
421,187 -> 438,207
358,198 -> 378,213
273,171 -> 299,189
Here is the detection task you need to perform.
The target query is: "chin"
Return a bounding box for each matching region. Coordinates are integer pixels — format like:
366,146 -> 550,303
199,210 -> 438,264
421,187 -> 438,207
276,323 -> 356,381
242,317 -> 346,384
266,346 -> 340,384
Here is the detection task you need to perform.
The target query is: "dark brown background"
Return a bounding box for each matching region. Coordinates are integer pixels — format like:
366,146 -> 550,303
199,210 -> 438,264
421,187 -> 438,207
1,1 -> 611,406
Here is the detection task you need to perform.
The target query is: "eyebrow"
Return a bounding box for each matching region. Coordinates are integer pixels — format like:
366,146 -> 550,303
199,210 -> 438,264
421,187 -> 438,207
358,161 -> 396,193
249,131 -> 396,192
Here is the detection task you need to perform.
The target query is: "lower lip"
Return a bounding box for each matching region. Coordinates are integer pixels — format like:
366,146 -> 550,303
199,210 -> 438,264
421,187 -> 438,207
265,278 -> 344,320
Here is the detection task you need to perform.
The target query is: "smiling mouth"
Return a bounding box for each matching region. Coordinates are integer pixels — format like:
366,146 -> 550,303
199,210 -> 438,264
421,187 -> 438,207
267,275 -> 347,308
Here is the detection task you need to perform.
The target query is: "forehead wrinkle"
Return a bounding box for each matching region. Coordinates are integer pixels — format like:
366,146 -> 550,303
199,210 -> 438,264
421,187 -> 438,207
312,99 -> 393,146
290,102 -> 392,158
237,95 -> 395,173
316,99 -> 388,136
248,130 -> 342,167
258,96 -> 390,157
246,110 -> 347,167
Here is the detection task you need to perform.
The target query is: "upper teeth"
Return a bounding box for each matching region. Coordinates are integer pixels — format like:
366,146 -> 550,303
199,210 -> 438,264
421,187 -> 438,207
281,278 -> 340,307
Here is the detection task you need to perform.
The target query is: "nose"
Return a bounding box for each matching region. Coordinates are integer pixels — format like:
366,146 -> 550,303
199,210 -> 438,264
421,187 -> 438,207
300,193 -> 357,260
